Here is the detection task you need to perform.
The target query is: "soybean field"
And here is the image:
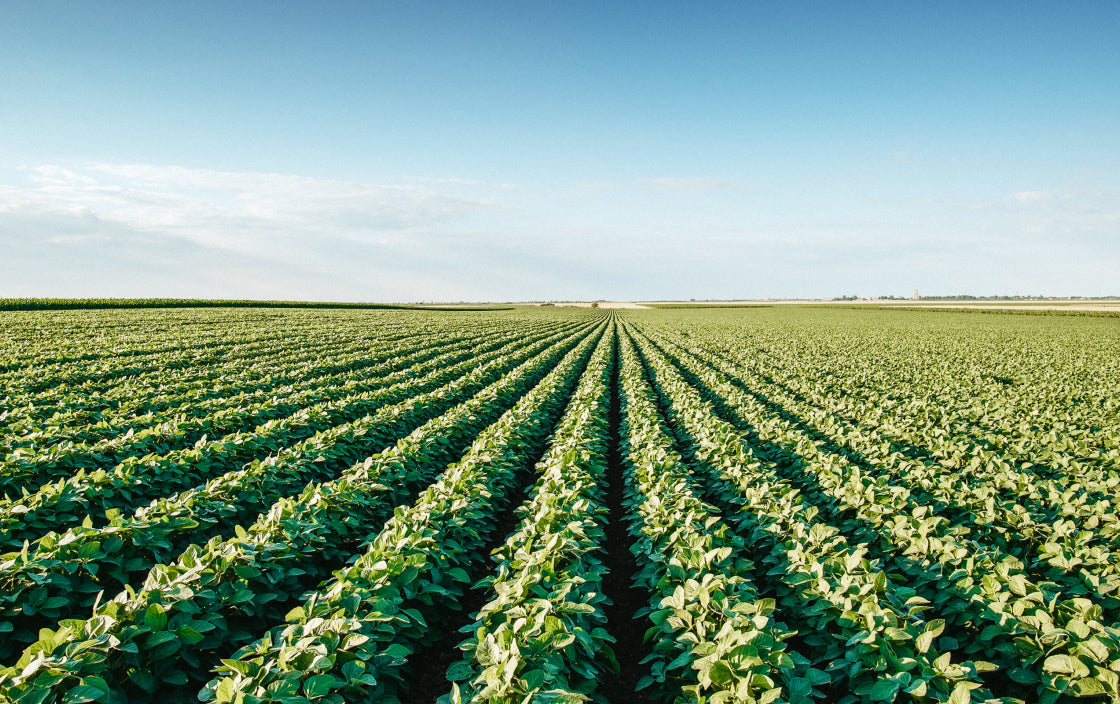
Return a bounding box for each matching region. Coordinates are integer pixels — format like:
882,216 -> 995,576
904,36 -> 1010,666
0,305 -> 1118,704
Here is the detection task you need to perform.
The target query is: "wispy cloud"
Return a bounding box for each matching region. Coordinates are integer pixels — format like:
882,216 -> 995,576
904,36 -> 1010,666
997,188 -> 1120,244
402,175 -> 522,190
1,163 -> 1117,300
2,163 -> 499,255
1010,190 -> 1051,203
0,163 -> 509,299
643,177 -> 761,193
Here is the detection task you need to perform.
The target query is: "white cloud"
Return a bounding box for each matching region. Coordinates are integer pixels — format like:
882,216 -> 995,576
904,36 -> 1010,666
1,163 -> 498,257
1,163 -> 1117,300
997,188 -> 1120,244
1011,190 -> 1050,203
643,177 -> 760,193
0,163 -> 513,299
29,165 -> 98,185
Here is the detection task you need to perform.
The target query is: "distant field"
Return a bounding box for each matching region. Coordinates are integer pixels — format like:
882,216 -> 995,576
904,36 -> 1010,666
641,299 -> 1120,317
1,305 -> 1118,703
0,298 -> 512,312
642,297 -> 1118,305
908,303 -> 1120,312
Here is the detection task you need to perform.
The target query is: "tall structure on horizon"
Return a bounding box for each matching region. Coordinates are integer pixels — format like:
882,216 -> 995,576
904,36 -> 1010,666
913,289 -> 920,300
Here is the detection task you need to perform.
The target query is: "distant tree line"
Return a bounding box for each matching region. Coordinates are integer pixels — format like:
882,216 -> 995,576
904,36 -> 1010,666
0,298 -> 509,312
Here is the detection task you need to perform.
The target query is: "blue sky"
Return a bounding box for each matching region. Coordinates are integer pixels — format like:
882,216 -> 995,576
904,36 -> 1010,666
2,1 -> 1118,301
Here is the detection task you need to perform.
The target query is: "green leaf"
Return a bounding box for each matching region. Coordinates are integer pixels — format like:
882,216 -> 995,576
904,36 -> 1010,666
707,660 -> 734,685
303,674 -> 336,698
190,619 -> 218,633
1043,654 -> 1073,674
667,650 -> 692,671
214,678 -> 237,704
146,630 -> 179,647
1008,668 -> 1040,685
129,669 -> 158,693
446,660 -> 475,682
805,668 -> 831,685
1079,637 -> 1110,663
759,688 -> 782,704
176,625 -> 204,645
916,631 -> 935,654
947,683 -> 973,704
162,670 -> 188,686
144,603 -> 167,630
869,678 -> 901,702
220,659 -> 254,677
62,688 -> 106,704
285,606 -> 306,621
61,677 -> 110,704
1074,678 -> 1107,697
521,668 -> 547,689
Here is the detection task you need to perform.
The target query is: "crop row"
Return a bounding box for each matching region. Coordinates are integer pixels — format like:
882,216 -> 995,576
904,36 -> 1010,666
1,316 -> 576,447
627,318 -> 1120,703
1,306 -> 1117,704
646,331 -> 1120,611
0,320 -> 601,660
0,318 -> 592,546
0,321 -> 538,495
